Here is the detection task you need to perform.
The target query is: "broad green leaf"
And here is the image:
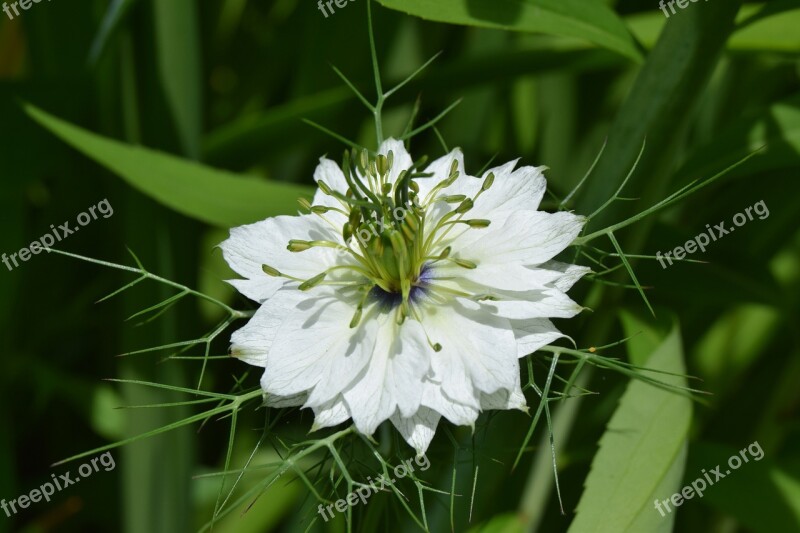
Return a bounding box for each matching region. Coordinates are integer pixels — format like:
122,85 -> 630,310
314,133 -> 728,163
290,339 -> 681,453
24,104 -> 313,228
626,5 -> 800,52
619,310 -> 671,367
466,513 -> 525,533
375,0 -> 643,62
575,0 -> 743,231
569,322 -> 692,533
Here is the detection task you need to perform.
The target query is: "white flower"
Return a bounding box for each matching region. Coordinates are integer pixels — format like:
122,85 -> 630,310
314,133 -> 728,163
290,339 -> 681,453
222,139 -> 588,454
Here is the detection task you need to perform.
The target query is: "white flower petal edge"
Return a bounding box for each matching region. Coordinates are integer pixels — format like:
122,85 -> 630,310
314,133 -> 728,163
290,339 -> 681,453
225,139 -> 588,454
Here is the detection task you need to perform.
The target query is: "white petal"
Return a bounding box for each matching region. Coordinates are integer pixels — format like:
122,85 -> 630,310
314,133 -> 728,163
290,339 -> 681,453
263,389 -> 308,408
511,318 -> 565,357
310,396 -> 351,430
421,383 -> 480,427
262,287 -> 378,402
454,210 -> 585,269
466,290 -> 583,320
429,261 -> 565,293
470,162 -> 547,223
536,260 -> 591,292
423,299 -> 519,399
390,408 -> 441,455
342,318 -> 431,435
480,375 -> 528,412
220,215 -> 342,303
229,289 -> 305,367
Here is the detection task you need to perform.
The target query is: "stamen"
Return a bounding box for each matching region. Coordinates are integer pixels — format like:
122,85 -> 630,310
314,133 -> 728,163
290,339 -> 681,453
439,219 -> 491,228
482,172 -> 494,191
299,272 -> 326,291
466,219 -> 491,228
455,199 -> 473,214
298,197 -> 312,211
440,194 -> 467,203
350,307 -> 363,328
452,258 -> 477,269
262,265 -> 281,277
287,240 -> 312,252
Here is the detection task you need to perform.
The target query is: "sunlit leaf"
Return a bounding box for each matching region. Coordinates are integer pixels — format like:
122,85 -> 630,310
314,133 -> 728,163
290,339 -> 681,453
569,321 -> 692,533
25,103 -> 313,228
376,0 -> 643,62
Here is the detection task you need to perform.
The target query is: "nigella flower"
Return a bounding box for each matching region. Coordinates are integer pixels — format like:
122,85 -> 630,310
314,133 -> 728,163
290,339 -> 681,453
222,139 -> 588,454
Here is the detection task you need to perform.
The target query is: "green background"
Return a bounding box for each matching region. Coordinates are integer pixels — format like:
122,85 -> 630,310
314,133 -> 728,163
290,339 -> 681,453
0,0 -> 798,532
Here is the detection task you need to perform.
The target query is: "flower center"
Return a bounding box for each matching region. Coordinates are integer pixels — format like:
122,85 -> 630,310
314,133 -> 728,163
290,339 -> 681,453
262,147 -> 496,326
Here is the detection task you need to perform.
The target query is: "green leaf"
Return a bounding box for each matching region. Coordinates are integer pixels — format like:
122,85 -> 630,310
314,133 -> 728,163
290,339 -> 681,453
626,5 -> 800,52
619,310 -> 671,367
568,321 -> 692,533
153,0 -> 203,158
24,103 -> 313,228
466,513 -> 525,533
575,0 -> 744,231
375,0 -> 643,62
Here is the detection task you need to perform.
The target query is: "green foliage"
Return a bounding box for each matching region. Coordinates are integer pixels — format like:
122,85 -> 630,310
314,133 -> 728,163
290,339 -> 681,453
570,319 -> 691,533
376,0 -> 643,62
24,104 -> 314,227
2,0 -> 799,532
